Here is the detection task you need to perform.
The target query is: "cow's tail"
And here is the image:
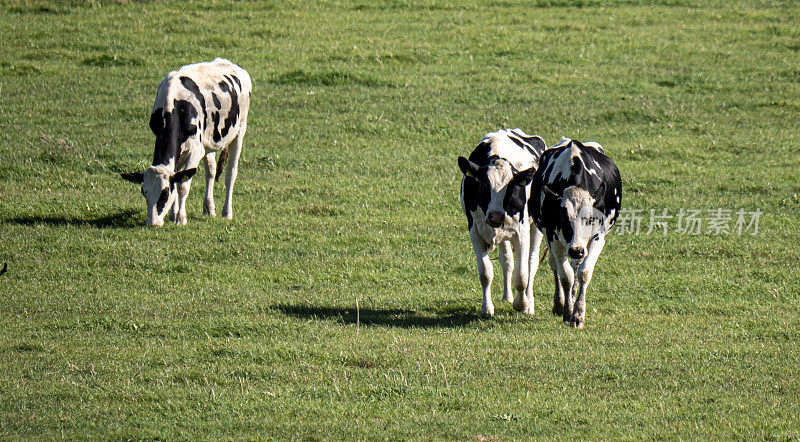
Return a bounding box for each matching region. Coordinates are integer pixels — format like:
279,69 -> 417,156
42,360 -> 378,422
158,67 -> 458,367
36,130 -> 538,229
215,147 -> 229,182
539,243 -> 549,266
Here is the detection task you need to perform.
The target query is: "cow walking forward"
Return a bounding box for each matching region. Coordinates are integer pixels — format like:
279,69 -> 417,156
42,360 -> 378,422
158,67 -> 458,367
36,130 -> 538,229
458,129 -> 547,316
122,58 -> 252,226
531,138 -> 622,329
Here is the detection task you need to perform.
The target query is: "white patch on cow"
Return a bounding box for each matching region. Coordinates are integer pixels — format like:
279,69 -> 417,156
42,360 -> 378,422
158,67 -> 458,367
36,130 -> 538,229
606,208 -> 617,230
553,137 -> 572,149
141,165 -> 177,227
561,186 -> 603,253
583,141 -> 604,153
481,129 -> 538,172
484,158 -> 515,219
544,140 -> 575,181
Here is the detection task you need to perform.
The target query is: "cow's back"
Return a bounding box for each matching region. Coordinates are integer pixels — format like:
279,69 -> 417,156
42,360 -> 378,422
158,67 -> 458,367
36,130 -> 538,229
151,58 -> 251,161
531,140 -> 622,234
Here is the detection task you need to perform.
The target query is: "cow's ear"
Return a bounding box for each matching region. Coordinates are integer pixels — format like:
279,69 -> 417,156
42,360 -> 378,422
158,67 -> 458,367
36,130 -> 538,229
121,172 -> 144,184
514,167 -> 536,185
170,168 -> 197,184
458,157 -> 480,177
542,184 -> 561,200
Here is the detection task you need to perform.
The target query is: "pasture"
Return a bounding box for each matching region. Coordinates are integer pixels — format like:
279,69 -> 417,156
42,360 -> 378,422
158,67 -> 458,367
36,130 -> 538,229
1,0 -> 798,438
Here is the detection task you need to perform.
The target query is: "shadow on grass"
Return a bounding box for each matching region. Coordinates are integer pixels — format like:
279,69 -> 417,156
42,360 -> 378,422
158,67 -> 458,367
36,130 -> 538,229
275,304 -> 481,329
5,209 -> 141,229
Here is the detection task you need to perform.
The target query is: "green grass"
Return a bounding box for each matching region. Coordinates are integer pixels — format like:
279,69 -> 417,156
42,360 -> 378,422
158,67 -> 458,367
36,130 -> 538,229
1,0 -> 799,439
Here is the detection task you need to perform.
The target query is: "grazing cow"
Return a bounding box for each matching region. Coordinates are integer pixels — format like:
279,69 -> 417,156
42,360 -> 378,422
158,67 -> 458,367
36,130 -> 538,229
530,138 -> 622,329
121,58 -> 252,226
458,129 -> 547,316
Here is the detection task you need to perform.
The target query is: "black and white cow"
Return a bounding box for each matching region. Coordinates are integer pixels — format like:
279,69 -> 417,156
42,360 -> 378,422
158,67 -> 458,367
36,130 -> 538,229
121,58 -> 251,226
530,138 -> 622,329
458,129 -> 547,316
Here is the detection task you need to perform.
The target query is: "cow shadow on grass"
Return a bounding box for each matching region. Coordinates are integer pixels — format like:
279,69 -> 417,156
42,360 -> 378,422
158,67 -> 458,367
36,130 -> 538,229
275,304 -> 482,329
5,209 -> 141,229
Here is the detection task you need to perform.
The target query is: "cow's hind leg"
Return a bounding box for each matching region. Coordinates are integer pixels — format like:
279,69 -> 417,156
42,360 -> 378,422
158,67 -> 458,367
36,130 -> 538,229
511,229 -> 532,314
569,236 -> 606,330
203,152 -> 217,217
499,240 -> 514,304
518,225 -> 543,315
222,126 -> 246,220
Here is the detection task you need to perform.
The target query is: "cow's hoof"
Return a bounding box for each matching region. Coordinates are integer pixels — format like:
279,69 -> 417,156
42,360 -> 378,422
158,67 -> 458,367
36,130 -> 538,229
566,316 -> 585,329
204,206 -> 216,217
503,292 -> 514,303
481,306 -> 495,317
552,305 -> 563,316
513,299 -> 534,315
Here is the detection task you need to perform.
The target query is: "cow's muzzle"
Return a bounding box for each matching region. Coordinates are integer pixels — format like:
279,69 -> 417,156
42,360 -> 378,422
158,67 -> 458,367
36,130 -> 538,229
486,211 -> 505,228
568,246 -> 586,260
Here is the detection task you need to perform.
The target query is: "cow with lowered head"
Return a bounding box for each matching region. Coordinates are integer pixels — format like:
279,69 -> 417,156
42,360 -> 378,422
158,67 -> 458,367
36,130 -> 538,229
122,58 -> 251,226
530,138 -> 622,329
458,129 -> 547,316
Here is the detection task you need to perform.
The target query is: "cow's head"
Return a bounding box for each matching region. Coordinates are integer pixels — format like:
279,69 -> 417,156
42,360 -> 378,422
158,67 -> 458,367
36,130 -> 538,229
121,165 -> 196,226
543,183 -> 607,260
459,155 -> 535,228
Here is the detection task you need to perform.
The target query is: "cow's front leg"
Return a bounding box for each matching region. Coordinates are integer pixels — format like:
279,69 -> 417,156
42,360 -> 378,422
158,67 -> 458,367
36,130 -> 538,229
511,228 -> 532,314
174,178 -> 192,225
550,242 -> 574,323
498,240 -> 514,304
203,152 -> 217,217
470,230 -> 495,316
569,235 -> 606,329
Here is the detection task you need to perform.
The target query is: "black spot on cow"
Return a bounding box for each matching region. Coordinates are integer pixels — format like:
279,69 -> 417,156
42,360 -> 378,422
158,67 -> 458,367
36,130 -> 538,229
467,141 -> 492,166
461,174 -> 489,230
212,111 -> 221,142
155,188 -> 170,214
152,100 -> 198,166
212,92 -> 221,109
180,76 -> 207,128
149,107 -> 164,135
218,79 -> 239,139
230,74 -> 242,90
503,168 -> 535,219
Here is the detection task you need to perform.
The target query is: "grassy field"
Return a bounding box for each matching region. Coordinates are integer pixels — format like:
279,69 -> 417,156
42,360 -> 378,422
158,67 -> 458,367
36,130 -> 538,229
1,0 -> 799,439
